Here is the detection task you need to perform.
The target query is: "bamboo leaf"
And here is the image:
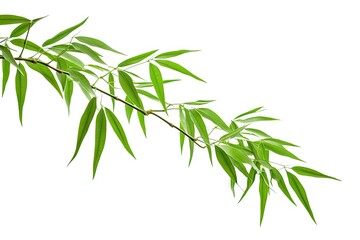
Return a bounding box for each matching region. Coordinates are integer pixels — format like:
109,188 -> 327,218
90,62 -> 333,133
236,116 -> 279,124
182,100 -> 215,106
118,71 -> 143,109
56,58 -> 68,90
219,125 -> 248,142
10,16 -> 46,38
235,106 -> 264,119
51,48 -> 85,68
270,168 -> 296,205
125,97 -> 134,123
231,179 -> 236,197
232,160 -> 248,178
149,63 -> 166,111
137,89 -> 159,102
134,79 -> 180,88
239,168 -> 257,202
195,108 -> 230,132
69,97 -> 97,164
245,128 -> 271,138
42,17 -> 88,47
215,146 -> 237,183
0,15 -> 29,25
259,170 -> 269,226
75,36 -> 125,55
263,141 -> 303,161
0,45 -> 23,74
25,62 -> 63,97
15,63 -> 27,125
155,50 -> 199,59
64,79 -> 73,114
263,138 -> 299,147
292,166 -> 340,181
108,73 -> 115,110
118,50 -> 157,67
179,106 -> 186,153
10,39 -> 48,57
137,112 -> 146,137
104,108 -> 135,158
1,59 -> 10,96
93,108 -> 107,179
184,109 -> 195,165
72,42 -> 106,65
219,145 -> 252,165
69,70 -> 95,99
155,59 -> 205,82
287,171 -> 317,224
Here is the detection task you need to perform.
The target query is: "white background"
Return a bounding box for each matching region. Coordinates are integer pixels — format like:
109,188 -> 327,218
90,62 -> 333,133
1,0 -> 359,239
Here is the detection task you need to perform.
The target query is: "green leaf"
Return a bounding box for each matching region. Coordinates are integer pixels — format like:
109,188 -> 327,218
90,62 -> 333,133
218,145 -> 252,165
195,108 -> 230,132
184,108 -> 195,165
25,62 -> 63,97
239,167 -> 257,202
56,58 -> 68,90
0,45 -> 23,74
104,108 -> 135,158
137,89 -> 159,102
149,63 -> 166,111
125,97 -> 134,123
69,70 -> 95,99
155,50 -> 199,59
137,112 -> 146,137
236,116 -> 279,123
10,16 -> 46,38
93,108 -> 107,179
134,79 -> 180,88
64,79 -> 73,114
75,36 -> 125,55
42,17 -> 88,47
69,97 -> 97,164
10,39 -> 48,57
232,160 -> 248,178
108,73 -> 115,110
230,179 -> 236,197
72,42 -> 106,65
118,71 -> 143,109
245,128 -> 271,138
179,106 -> 186,153
263,138 -> 299,147
0,15 -> 29,25
189,109 -> 212,163
182,100 -> 215,106
51,48 -> 85,68
259,170 -> 269,225
235,106 -> 264,119
155,59 -> 205,82
287,171 -> 317,224
15,63 -> 27,125
118,50 -> 157,67
292,166 -> 340,181
219,125 -> 248,142
215,146 -> 237,183
263,141 -> 303,161
1,59 -> 10,96
270,168 -> 296,205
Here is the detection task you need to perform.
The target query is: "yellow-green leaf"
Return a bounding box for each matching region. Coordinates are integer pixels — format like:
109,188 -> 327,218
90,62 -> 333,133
259,170 -> 269,225
15,63 -> 27,125
108,73 -> 115,110
118,71 -> 143,109
75,36 -> 125,55
155,59 -> 205,82
184,108 -> 195,165
292,166 -> 340,181
118,50 -> 157,67
155,49 -> 199,59
263,141 -> 303,161
215,146 -> 237,183
93,108 -> 107,179
1,59 -> 10,96
195,108 -> 230,132
64,79 -> 73,114
149,63 -> 166,111
0,45 -> 23,74
239,167 -> 257,203
270,168 -> 296,205
72,42 -> 106,65
0,15 -> 29,25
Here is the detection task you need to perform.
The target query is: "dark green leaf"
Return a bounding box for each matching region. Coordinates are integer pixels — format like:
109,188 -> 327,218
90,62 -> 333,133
0,15 -> 29,25
182,100 -> 215,106
215,146 -> 237,183
236,116 -> 279,123
155,49 -> 199,59
292,166 -> 340,181
239,167 -> 257,202
42,17 -> 88,47
195,108 -> 230,132
287,171 -> 317,224
93,108 -> 107,179
15,63 -> 27,125
0,45 -> 23,74
137,112 -> 146,137
184,108 -> 195,165
270,168 -> 296,205
72,42 -> 106,65
155,59 -> 205,82
69,70 -> 95,99
64,79 -> 73,114
69,97 -> 97,164
118,50 -> 157,67
189,109 -> 212,163
259,170 -> 269,225
104,108 -> 135,158
75,36 -> 125,55
1,59 -> 10,96
118,71 -> 143,109
235,106 -> 264,119
108,73 -> 115,110
25,62 -> 62,97
263,141 -> 303,161
149,63 -> 166,111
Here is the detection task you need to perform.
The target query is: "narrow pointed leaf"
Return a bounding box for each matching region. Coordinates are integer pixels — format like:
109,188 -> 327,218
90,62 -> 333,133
263,138 -> 299,147
56,58 -> 68,90
230,179 -> 236,197
10,39 -> 49,57
125,97 -> 134,123
149,63 -> 166,111
179,106 -> 186,153
215,146 -> 237,183
239,167 -> 257,202
118,71 -> 143,109
42,17 -> 88,47
219,125 -> 248,142
196,108 -> 230,132
25,62 -> 62,97
69,70 -> 95,99
137,89 -> 159,102
10,16 -> 46,38
118,50 -> 157,67
104,108 -> 135,158
155,50 -> 199,59
15,64 -> 27,125
292,166 -> 340,181
75,36 -> 125,55
219,145 -> 252,165
69,97 -> 97,163
236,116 -> 279,123
0,45 -> 23,74
1,59 -> 10,96
134,79 -> 180,88
64,79 -> 73,114
137,112 -> 146,137
287,171 -> 317,224
155,59 -> 205,82
108,73 -> 115,110
235,107 -> 264,119
182,100 -> 215,105
259,170 -> 269,225
270,168 -> 296,205
72,42 -> 106,65
232,160 -> 248,178
245,128 -> 271,138
263,141 -> 303,161
50,49 -> 85,68
184,109 -> 195,165
0,15 -> 29,25
93,108 -> 107,178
